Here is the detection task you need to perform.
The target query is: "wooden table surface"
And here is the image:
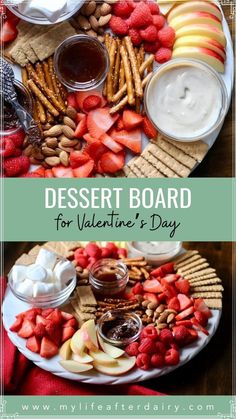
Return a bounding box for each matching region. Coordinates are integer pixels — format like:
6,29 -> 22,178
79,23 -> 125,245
191,5 -> 235,178
3,241 -> 233,395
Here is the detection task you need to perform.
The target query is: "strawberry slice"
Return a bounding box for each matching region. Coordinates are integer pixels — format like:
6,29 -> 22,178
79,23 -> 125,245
163,274 -> 179,284
69,150 -> 91,168
76,112 -> 86,123
162,283 -> 177,299
175,306 -> 195,321
87,108 -> 119,139
0,20 -> 18,44
31,166 -> 45,177
143,292 -> 159,304
194,310 -> 208,327
143,278 -> 163,293
100,133 -> 123,153
61,311 -> 74,321
26,336 -> 41,353
10,317 -> 23,332
52,166 -> 74,178
142,116 -> 158,139
45,322 -> 62,346
123,110 -> 143,131
185,328 -> 198,344
75,91 -> 106,112
83,95 -> 102,112
73,159 -> 94,178
116,117 -> 124,131
99,150 -> 125,173
177,293 -> 192,311
45,169 -> 54,178
84,141 -> 107,161
46,309 -> 62,324
41,308 -> 54,318
176,320 -> 193,328
191,318 -> 209,336
62,326 -> 75,343
161,262 -> 175,274
63,318 -> 77,328
175,279 -> 190,295
18,320 -> 35,338
40,337 -> 58,358
36,315 -> 47,326
74,116 -> 87,138
34,323 -> 46,338
168,296 -> 180,312
150,266 -> 165,278
110,129 -> 141,153
67,92 -> 78,109
83,133 -> 97,144
194,298 -> 212,319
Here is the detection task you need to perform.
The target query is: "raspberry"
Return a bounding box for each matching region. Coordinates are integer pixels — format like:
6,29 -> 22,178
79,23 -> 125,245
148,2 -> 160,15
109,16 -> 128,36
113,1 -> 134,18
132,282 -> 144,295
194,310 -> 208,327
155,47 -> 172,63
85,243 -> 102,259
0,138 -> 15,157
138,337 -> 156,354
140,325 -> 158,340
4,155 -> 29,177
159,328 -> 174,346
19,155 -> 30,174
158,26 -> 176,48
152,15 -> 165,30
74,255 -> 89,269
165,348 -> 180,366
142,116 -> 158,139
173,326 -> 189,347
155,341 -> 166,355
143,41 -> 160,53
140,25 -> 158,42
151,353 -> 165,368
125,341 -> 139,356
128,28 -> 142,46
12,148 -> 22,157
129,2 -> 153,29
136,353 -> 151,370
6,129 -> 25,147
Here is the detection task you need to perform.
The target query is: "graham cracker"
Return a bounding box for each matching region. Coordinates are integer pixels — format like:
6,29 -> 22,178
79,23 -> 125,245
188,273 -> 218,283
43,241 -> 70,258
11,24 -> 47,66
4,21 -> 32,61
166,138 -> 209,163
155,136 -> 196,170
191,285 -> 224,292
175,254 -> 202,269
15,253 -> 36,266
76,286 -> 97,307
202,299 -> 222,309
148,142 -> 191,177
71,300 -> 96,321
173,250 -> 199,265
28,245 -> 42,256
189,278 -> 222,287
142,149 -> 179,177
184,268 -> 216,279
63,242 -> 81,252
177,258 -> 207,273
191,291 -> 222,299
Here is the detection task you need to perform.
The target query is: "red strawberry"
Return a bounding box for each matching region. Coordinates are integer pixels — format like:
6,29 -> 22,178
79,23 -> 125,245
40,337 -> 58,358
45,169 -> 54,178
165,348 -> 180,366
116,117 -> 125,131
173,325 -> 190,346
162,262 -> 175,274
109,16 -> 128,36
159,328 -> 174,346
32,166 -> 45,177
194,298 -> 212,319
26,336 -> 41,353
34,323 -> 46,338
162,283 -> 177,299
152,15 -> 165,30
87,108 -> 119,139
0,20 -> 18,44
45,322 -> 62,346
61,312 -> 74,321
113,1 -> 134,17
36,315 -> 47,325
158,26 -> 176,48
175,306 -> 195,321
6,129 -> 25,147
125,342 -> 139,357
74,116 -> 87,138
41,308 -> 54,318
62,326 -> 75,343
143,292 -> 158,304
52,166 -> 74,178
148,2 -> 160,15
155,47 -> 172,63
194,310 -> 208,327
132,282 -> 144,295
99,150 -> 125,173
83,95 -> 102,112
67,92 -> 77,109
138,337 -> 156,354
84,141 -> 107,161
24,308 -> 41,322
143,41 -> 160,53
129,2 -> 153,29
18,320 -> 35,338
163,274 -> 179,284
185,328 -> 198,344
150,266 -> 164,278
123,109 -> 143,131
85,243 -> 102,258
140,25 -> 159,42
128,28 -> 142,46
69,151 -> 91,168
73,159 -> 94,177
0,138 -> 15,157
191,318 -> 209,336
175,279 -> 190,295
76,112 -> 86,123
63,318 -> 78,328
75,91 -> 106,112
110,128 -> 141,153
10,317 -> 23,332
100,133 -> 123,153
142,116 -> 158,138
151,353 -> 165,368
176,320 -> 193,328
177,294 -> 192,311
46,309 -> 62,324
168,296 -> 180,312
143,278 -> 163,293
83,133 -> 97,144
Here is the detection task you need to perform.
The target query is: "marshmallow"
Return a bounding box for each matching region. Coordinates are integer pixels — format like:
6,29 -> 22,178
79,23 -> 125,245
54,260 -> 76,288
18,0 -> 67,23
33,282 -> 55,298
35,248 -> 57,271
45,268 -> 54,283
16,279 -> 34,297
11,265 -> 27,285
26,264 -> 47,282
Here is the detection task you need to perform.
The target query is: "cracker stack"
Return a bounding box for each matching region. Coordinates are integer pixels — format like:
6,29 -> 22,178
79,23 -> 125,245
71,286 -> 97,326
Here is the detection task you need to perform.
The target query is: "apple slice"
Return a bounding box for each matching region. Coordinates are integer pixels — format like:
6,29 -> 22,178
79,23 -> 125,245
175,24 -> 226,48
170,12 -> 222,31
59,360 -> 93,373
60,339 -> 72,361
81,319 -> 99,350
93,356 -> 136,376
172,45 -> 225,72
89,348 -> 118,366
168,1 -> 222,22
72,352 -> 94,364
174,35 -> 226,59
70,329 -> 86,355
97,334 -> 125,359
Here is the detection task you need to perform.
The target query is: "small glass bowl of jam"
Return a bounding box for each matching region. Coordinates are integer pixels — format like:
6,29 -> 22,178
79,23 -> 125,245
54,35 -> 110,91
89,258 -> 128,298
97,310 -> 142,347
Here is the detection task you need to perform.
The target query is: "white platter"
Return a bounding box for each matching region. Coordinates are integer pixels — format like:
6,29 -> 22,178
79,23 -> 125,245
2,286 -> 221,385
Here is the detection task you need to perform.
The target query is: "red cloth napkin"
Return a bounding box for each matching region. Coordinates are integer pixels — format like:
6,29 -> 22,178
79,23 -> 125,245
1,278 -> 165,396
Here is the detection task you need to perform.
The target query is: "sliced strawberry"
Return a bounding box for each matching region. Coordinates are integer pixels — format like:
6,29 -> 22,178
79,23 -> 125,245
75,91 -> 106,112
150,267 -> 165,278
36,315 -> 47,326
24,308 -> 41,322
67,93 -> 78,110
175,306 -> 195,321
110,128 -> 141,153
123,110 -> 143,131
76,112 -> 86,123
40,337 -> 58,358
62,326 -> 75,343
162,283 -> 177,299
84,141 -> 107,161
10,317 -> 23,332
176,320 -> 193,328
157,292 -> 166,303
26,336 -> 41,353
46,309 -> 62,324
161,262 -> 175,274
0,20 -> 18,44
18,320 -> 35,338
74,116 -> 87,138
191,318 -> 209,336
73,159 -> 94,178
32,166 -> 45,177
185,328 -> 198,344
116,117 -> 125,131
100,133 -> 123,153
45,169 -> 54,178
163,274 -> 179,284
63,318 -> 77,328
194,310 -> 208,327
177,293 -> 192,311
83,95 -> 102,112
87,108 -> 119,139
45,322 -> 62,346
175,279 -> 190,295
52,166 -> 74,178
41,308 -> 54,318
194,298 -> 212,319
61,311 -> 74,321
143,278 -> 163,293
99,150 -> 125,173
168,296 -> 180,312
142,115 -> 158,139
69,150 -> 91,168
34,323 -> 46,338
83,133 -> 97,144
143,292 -> 159,304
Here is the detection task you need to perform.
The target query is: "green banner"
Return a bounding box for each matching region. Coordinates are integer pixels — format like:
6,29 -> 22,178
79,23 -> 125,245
2,178 -> 234,241
1,396 -> 236,418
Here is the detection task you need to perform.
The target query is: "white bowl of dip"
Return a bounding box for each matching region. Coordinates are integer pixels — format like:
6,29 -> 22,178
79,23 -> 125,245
144,58 -> 229,142
127,241 -> 182,266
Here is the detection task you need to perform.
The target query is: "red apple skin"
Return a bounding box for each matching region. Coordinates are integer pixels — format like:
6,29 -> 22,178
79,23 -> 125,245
174,36 -> 226,59
176,25 -> 226,48
168,1 -> 222,22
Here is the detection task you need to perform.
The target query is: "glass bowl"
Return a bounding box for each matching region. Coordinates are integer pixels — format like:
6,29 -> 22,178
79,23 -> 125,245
89,258 -> 128,298
97,310 -> 142,348
144,58 -> 229,143
8,258 -> 76,308
127,241 -> 182,266
5,0 -> 85,25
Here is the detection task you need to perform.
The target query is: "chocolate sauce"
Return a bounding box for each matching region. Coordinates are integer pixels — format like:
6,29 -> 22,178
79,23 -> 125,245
102,316 -> 139,341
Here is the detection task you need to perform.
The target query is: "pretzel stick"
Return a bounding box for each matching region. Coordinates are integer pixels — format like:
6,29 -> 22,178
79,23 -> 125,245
120,44 -> 135,105
46,111 -> 54,124
35,62 -> 46,85
119,58 -> 125,90
27,80 -> 59,117
36,99 -> 46,124
48,56 -> 65,108
107,38 -> 117,103
124,36 -> 143,98
22,68 -> 28,87
135,50 -> 141,113
42,61 -> 54,92
113,38 -> 121,94
140,267 -> 150,279
139,54 -> 154,75
139,45 -> 145,65
103,33 -> 111,97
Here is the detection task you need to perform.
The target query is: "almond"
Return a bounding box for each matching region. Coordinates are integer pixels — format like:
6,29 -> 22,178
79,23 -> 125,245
100,3 -> 112,15
45,137 -> 58,148
77,15 -> 91,30
98,14 -> 111,26
30,157 -> 43,165
58,145 -> 74,153
62,125 -> 75,139
23,144 -> 33,157
60,151 -> 69,167
84,0 -> 96,16
86,29 -> 97,37
89,15 -> 99,31
60,137 -> 78,147
45,156 -> 60,167
42,147 -> 56,157
94,5 -> 101,19
43,125 -> 63,137
31,147 -> 44,160
66,106 -> 77,120
63,116 -> 76,130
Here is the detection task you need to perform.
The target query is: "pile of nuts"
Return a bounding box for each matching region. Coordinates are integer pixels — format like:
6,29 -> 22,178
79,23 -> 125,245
71,0 -> 118,42
135,297 -> 177,329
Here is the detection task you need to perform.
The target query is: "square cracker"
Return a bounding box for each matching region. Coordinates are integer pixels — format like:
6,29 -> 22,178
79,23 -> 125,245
191,285 -> 224,292
28,245 -> 42,256
15,253 -> 36,266
43,242 -> 71,258
185,268 -> 216,279
175,254 -> 202,269
173,250 -> 199,265
189,278 -> 222,287
76,286 -> 97,307
191,291 -> 222,298
155,136 -> 196,170
177,258 -> 207,273
165,138 -> 209,162
202,299 -> 222,309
